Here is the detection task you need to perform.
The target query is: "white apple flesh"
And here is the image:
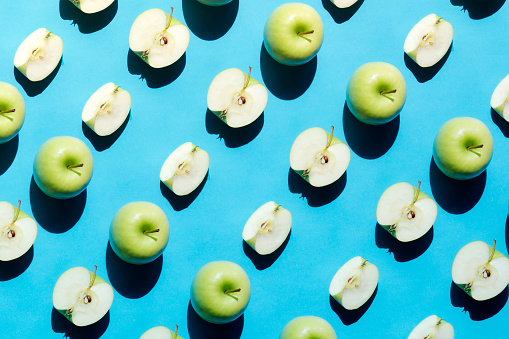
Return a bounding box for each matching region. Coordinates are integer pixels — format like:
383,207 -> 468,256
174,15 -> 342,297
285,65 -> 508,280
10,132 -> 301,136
331,0 -> 359,8
140,325 -> 182,339
242,201 -> 291,255
52,266 -> 113,327
160,142 -> 209,196
404,14 -> 453,68
289,126 -> 350,187
452,240 -> 509,301
407,315 -> 454,339
376,181 -> 438,242
207,67 -> 268,128
0,201 -> 37,261
491,74 -> 509,121
14,28 -> 63,82
82,83 -> 131,136
68,0 -> 115,13
329,256 -> 379,310
129,8 -> 190,68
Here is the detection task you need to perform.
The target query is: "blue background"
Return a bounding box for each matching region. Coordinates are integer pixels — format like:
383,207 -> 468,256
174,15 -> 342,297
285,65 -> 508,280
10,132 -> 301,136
1,0 -> 509,338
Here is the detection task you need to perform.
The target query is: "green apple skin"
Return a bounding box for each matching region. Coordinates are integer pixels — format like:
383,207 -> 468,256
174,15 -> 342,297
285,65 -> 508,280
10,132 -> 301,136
0,82 -> 25,144
346,62 -> 407,125
433,117 -> 493,180
264,3 -> 324,66
190,261 -> 251,324
33,136 -> 93,199
280,316 -> 337,339
109,202 -> 169,265
196,0 -> 232,6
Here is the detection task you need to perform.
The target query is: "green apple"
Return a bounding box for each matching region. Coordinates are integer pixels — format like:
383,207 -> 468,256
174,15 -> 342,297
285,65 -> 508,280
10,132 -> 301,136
68,0 -> 115,13
139,325 -> 182,339
451,240 -> 509,301
346,62 -> 407,125
433,117 -> 493,180
280,316 -> 337,339
190,261 -> 250,324
264,3 -> 324,66
490,74 -> 509,121
52,265 -> 114,327
0,82 -> 25,144
407,315 -> 454,339
0,200 -> 37,261
33,136 -> 93,199
129,8 -> 190,68
196,0 -> 232,6
109,201 -> 169,265
14,27 -> 63,82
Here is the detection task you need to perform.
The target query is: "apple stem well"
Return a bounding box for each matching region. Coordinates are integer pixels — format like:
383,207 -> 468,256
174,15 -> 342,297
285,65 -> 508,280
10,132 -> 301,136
224,288 -> 241,301
67,163 -> 84,176
0,109 -> 15,121
467,144 -> 484,157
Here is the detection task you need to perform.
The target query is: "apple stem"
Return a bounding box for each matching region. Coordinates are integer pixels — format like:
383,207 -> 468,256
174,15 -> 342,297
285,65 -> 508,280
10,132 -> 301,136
13,200 -> 21,223
297,30 -> 314,43
224,288 -> 241,301
488,239 -> 497,263
412,181 -> 421,205
274,204 -> 281,212
89,265 -> 97,289
243,66 -> 252,91
380,89 -> 397,102
67,163 -> 84,176
166,7 -> 174,30
144,229 -> 160,235
173,325 -> 179,339
467,144 -> 483,157
113,86 -> 120,94
326,126 -> 334,149
0,109 -> 15,121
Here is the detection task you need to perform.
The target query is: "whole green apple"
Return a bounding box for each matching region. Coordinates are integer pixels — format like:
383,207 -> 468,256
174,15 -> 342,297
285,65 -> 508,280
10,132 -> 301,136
33,136 -> 93,199
433,117 -> 493,180
346,62 -> 406,125
264,3 -> 324,66
280,316 -> 337,339
109,201 -> 169,265
0,82 -> 25,144
190,261 -> 251,324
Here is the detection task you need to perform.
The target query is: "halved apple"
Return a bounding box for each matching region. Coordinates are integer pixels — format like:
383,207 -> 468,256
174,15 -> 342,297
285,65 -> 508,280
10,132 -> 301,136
14,28 -> 63,81
0,201 -> 37,261
207,67 -> 268,128
404,14 -> 453,68
140,325 -> 182,339
82,82 -> 131,136
129,8 -> 190,68
68,0 -> 115,13
408,315 -> 454,339
491,74 -> 509,122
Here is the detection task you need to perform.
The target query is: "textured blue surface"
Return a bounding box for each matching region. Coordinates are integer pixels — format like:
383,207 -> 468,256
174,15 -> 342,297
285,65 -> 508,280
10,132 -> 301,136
1,0 -> 509,338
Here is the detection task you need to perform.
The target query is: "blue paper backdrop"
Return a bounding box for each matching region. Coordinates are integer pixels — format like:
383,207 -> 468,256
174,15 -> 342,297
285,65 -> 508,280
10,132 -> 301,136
1,0 -> 509,338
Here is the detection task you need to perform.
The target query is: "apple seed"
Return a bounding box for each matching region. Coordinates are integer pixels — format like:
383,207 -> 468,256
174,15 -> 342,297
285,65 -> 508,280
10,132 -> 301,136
83,295 -> 92,304
159,37 -> 168,45
7,230 -> 15,238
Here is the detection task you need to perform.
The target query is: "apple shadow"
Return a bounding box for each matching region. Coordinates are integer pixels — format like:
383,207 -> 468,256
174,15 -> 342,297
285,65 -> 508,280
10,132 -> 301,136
288,168 -> 347,207
51,307 -> 109,339
0,135 -> 19,175
105,242 -> 162,299
0,246 -> 34,281
182,0 -> 238,40
205,109 -> 264,148
429,157 -> 486,214
242,230 -> 291,270
14,58 -> 62,97
329,286 -> 377,325
375,222 -> 433,262
29,177 -> 87,233
82,114 -> 129,152
160,174 -> 208,211
59,0 -> 118,34
450,0 -> 506,20
127,49 -> 186,88
404,44 -> 452,83
450,282 -> 508,320
260,43 -> 317,100
321,0 -> 364,23
187,301 -> 244,339
491,108 -> 509,138
342,103 -> 399,159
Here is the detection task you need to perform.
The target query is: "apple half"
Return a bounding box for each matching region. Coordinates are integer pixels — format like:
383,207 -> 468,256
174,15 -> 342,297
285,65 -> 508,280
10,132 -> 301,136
404,14 -> 453,68
140,325 -> 182,339
329,256 -> 378,310
14,28 -> 63,82
331,0 -> 359,8
82,83 -> 131,136
0,201 -> 37,261
242,201 -> 291,255
68,0 -> 115,13
452,240 -> 509,301
407,315 -> 454,339
376,181 -> 437,242
52,266 -> 113,327
207,67 -> 268,128
289,126 -> 350,187
129,8 -> 190,68
160,142 -> 209,196
491,74 -> 509,121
